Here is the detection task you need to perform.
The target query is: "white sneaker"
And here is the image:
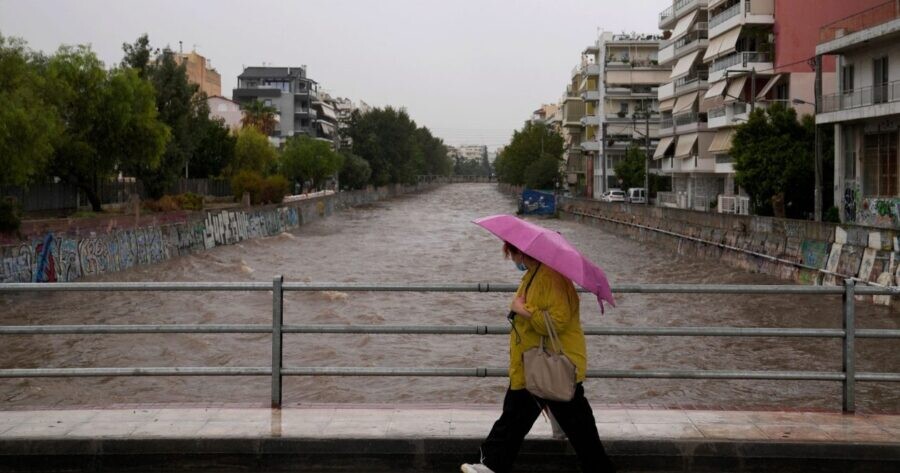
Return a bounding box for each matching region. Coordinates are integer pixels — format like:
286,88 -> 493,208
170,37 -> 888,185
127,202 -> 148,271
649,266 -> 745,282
460,463 -> 496,473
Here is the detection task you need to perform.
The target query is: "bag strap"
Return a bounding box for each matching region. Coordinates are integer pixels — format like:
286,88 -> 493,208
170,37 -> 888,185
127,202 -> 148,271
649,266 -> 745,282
541,310 -> 564,354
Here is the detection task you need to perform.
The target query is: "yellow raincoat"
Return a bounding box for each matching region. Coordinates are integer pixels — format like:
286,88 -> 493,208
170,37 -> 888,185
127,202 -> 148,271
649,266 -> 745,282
508,263 -> 587,391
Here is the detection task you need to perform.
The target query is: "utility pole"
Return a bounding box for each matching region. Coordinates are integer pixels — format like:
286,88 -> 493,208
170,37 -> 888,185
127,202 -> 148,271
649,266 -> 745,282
600,122 -> 608,196
750,68 -> 756,112
814,54 -> 823,221
644,111 -> 650,204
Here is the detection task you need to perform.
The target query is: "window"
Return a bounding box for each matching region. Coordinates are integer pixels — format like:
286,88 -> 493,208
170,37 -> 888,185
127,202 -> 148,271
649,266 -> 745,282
874,57 -> 889,104
841,65 -> 854,93
619,102 -> 628,114
774,83 -> 788,101
843,127 -> 856,180
263,99 -> 272,107
863,132 -> 898,197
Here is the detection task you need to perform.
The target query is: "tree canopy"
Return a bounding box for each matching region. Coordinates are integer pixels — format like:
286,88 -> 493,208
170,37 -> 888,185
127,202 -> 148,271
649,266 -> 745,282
241,100 -> 278,136
494,122 -> 563,186
280,135 -> 344,189
613,146 -> 646,190
732,104 -> 815,218
231,127 -> 278,175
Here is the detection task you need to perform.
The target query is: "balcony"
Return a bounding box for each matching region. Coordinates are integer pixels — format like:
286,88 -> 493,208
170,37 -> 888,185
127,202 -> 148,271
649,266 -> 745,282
718,195 -> 750,215
709,1 -> 775,38
709,51 -> 772,82
659,0 -> 708,29
675,70 -> 709,93
819,0 -> 900,45
581,141 -> 601,151
658,82 -> 676,101
582,90 -> 600,101
818,80 -> 900,124
584,63 -> 602,76
674,24 -> 709,53
582,115 -> 602,126
707,102 -> 747,128
709,1 -> 744,29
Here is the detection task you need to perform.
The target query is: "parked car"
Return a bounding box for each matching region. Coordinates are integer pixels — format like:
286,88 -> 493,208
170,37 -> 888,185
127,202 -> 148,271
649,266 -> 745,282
626,187 -> 646,204
603,188 -> 625,202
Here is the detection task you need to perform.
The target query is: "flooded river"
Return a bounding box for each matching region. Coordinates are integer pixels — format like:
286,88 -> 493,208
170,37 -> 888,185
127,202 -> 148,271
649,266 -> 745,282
2,184 -> 898,411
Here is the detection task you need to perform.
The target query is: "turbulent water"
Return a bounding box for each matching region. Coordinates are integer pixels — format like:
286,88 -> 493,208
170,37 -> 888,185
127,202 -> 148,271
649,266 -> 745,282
2,184 -> 898,411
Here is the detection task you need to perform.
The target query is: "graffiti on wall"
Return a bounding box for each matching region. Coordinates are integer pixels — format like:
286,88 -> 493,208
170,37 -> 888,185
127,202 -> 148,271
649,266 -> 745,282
856,197 -> 900,228
0,204 -> 305,283
800,240 -> 829,270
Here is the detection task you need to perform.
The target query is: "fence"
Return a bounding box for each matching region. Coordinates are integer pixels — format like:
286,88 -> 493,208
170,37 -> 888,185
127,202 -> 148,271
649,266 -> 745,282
1,179 -> 233,212
819,0 -> 900,43
1,279 -> 898,412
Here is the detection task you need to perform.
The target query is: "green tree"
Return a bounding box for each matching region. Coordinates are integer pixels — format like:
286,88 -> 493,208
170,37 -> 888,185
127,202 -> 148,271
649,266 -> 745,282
338,151 -> 371,190
494,122 -> 563,185
121,34 -> 157,79
613,146 -> 646,190
523,154 -> 561,190
281,135 -> 344,190
45,45 -> 168,210
190,117 -> 235,177
0,35 -> 62,186
346,107 -> 422,186
415,127 -> 452,176
241,99 -> 278,136
231,127 -> 277,175
732,104 -> 815,218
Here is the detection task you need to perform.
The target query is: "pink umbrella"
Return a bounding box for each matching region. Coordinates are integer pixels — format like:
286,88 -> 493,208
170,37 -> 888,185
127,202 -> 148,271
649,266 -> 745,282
473,214 -> 615,313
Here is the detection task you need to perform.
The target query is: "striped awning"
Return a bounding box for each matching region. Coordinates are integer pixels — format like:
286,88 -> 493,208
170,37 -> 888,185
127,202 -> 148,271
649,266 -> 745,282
674,133 -> 699,159
654,136 -> 676,159
709,129 -> 735,154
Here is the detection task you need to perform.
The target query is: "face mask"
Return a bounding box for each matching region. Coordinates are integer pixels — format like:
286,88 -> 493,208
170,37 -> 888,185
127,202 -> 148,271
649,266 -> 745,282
515,261 -> 527,271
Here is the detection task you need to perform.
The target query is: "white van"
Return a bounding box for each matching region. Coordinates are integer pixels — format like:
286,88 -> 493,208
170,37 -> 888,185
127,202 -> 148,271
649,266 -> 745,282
626,188 -> 646,204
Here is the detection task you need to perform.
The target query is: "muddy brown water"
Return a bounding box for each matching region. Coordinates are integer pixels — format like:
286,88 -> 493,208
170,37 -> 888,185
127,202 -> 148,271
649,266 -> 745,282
1,184 -> 898,411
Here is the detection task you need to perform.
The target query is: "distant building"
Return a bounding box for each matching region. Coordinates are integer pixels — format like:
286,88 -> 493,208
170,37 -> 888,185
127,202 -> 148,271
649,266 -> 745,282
207,95 -> 243,132
233,66 -> 324,146
458,144 -> 488,161
173,50 -> 221,97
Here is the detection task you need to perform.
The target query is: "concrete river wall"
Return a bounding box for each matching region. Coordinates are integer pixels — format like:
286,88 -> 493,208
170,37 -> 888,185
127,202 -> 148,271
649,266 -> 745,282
0,183 -> 435,283
559,197 -> 900,305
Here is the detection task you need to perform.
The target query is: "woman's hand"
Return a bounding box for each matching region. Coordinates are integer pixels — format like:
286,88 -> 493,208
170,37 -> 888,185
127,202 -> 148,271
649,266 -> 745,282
510,295 -> 532,319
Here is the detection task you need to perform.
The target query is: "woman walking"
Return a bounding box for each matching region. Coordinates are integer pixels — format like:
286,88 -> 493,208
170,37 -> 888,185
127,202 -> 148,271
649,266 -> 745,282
460,241 -> 616,473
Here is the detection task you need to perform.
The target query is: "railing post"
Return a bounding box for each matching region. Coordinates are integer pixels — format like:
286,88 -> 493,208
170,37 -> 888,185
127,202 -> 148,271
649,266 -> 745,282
272,275 -> 284,408
842,279 -> 856,413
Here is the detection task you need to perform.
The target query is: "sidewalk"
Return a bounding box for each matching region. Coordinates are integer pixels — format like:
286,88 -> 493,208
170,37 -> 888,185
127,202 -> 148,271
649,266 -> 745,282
1,406 -> 898,472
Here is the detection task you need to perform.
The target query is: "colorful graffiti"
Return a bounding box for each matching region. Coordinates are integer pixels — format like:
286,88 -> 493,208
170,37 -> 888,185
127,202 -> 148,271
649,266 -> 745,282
0,204 -> 305,283
856,197 -> 900,228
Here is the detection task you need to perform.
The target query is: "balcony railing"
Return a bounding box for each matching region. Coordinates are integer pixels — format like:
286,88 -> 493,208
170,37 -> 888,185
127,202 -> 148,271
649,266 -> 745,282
674,30 -> 709,51
819,0 -> 900,43
711,51 -> 771,72
708,106 -> 727,119
718,195 -> 750,215
820,80 -> 900,113
661,117 -> 674,129
675,70 -> 709,90
660,5 -> 675,23
709,1 -> 748,29
674,111 -> 707,126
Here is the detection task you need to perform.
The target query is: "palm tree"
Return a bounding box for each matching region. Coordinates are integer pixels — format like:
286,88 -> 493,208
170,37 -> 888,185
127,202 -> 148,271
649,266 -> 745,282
240,100 -> 278,136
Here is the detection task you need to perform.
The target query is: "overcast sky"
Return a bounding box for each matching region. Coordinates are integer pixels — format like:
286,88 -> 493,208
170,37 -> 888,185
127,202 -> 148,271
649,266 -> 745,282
0,0 -> 669,149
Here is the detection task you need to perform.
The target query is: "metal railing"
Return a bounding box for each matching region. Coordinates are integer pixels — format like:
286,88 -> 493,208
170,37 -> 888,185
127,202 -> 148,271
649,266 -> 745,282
709,0 -> 746,29
1,279 -> 899,412
819,0 -> 900,43
675,70 -> 709,90
820,80 -> 900,113
711,51 -> 771,72
718,195 -> 750,215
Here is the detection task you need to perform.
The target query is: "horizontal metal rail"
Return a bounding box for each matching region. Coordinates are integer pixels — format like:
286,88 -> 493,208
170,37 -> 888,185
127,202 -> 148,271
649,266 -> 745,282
1,278 -> 898,412
4,281 -> 899,295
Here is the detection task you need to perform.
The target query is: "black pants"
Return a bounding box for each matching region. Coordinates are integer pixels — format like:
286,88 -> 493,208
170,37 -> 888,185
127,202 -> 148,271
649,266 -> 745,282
479,384 -> 616,473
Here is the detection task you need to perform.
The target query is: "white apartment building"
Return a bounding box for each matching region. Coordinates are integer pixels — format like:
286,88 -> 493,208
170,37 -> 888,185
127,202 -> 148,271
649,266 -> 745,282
577,31 -> 669,199
817,1 -> 900,228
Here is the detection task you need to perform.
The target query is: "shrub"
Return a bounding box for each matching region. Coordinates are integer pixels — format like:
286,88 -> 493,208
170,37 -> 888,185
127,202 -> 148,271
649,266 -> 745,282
260,175 -> 289,204
175,192 -> 204,211
0,197 -> 21,234
143,195 -> 179,213
824,206 -> 841,223
231,170 -> 264,204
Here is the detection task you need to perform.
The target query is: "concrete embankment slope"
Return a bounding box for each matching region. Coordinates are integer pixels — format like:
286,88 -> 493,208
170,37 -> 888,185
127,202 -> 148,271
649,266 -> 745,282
0,184 -> 436,284
0,406 -> 898,472
559,197 -> 900,306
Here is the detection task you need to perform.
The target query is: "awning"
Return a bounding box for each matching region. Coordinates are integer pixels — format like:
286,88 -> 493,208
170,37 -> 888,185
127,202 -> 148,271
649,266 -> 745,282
671,10 -> 698,41
708,129 -> 735,153
703,26 -> 741,61
673,91 -> 698,114
659,98 -> 676,112
654,136 -> 676,159
318,104 -> 338,121
670,50 -> 700,80
704,79 -> 728,99
725,75 -> 747,103
674,133 -> 698,158
756,74 -> 783,100
716,26 -> 742,58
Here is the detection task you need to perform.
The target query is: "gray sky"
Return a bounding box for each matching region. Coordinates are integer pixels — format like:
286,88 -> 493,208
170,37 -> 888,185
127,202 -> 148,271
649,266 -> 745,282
0,0 -> 669,149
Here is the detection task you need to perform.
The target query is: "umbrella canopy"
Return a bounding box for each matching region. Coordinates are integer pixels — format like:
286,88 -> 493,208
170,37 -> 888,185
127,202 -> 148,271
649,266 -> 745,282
473,214 -> 615,313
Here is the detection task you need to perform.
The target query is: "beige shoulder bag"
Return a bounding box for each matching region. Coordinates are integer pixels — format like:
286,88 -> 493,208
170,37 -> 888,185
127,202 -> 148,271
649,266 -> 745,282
522,312 -> 576,401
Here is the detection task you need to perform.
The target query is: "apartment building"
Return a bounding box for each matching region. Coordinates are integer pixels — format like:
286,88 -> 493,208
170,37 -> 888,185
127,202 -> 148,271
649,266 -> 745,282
577,31 -> 669,199
207,95 -> 243,132
173,50 -> 221,97
458,145 -> 488,161
561,72 -> 587,196
232,66 -> 322,146
817,0 -> 900,228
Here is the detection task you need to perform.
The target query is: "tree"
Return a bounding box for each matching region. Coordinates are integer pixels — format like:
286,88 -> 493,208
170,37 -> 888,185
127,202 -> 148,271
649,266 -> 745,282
338,151 -> 372,190
415,127 -> 453,176
523,154 -> 561,190
121,34 -> 157,79
241,100 -> 278,136
231,127 -> 277,175
0,35 -> 62,186
494,122 -> 563,185
732,104 -> 815,218
190,117 -> 235,177
45,45 -> 168,210
614,146 -> 646,190
346,107 -> 426,186
280,135 -> 344,190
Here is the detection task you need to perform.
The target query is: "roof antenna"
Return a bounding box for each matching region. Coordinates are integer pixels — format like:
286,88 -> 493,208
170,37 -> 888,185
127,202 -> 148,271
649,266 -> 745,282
178,41 -> 182,54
